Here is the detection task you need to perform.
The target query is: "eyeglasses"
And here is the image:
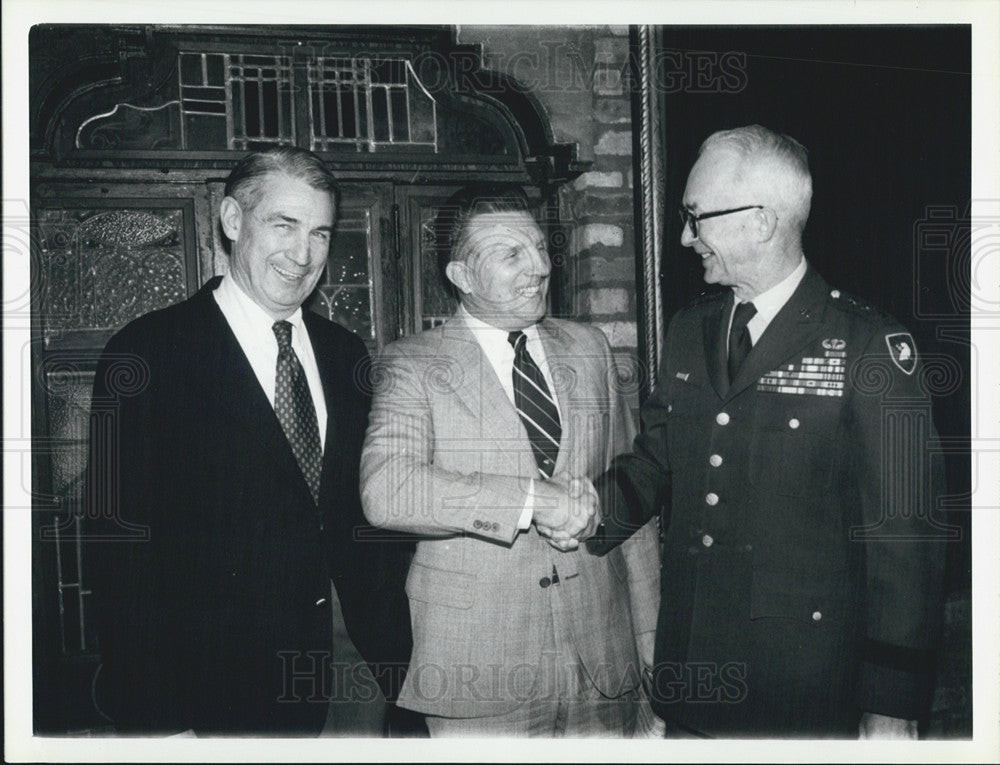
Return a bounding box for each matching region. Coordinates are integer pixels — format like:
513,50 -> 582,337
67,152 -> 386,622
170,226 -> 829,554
678,205 -> 765,239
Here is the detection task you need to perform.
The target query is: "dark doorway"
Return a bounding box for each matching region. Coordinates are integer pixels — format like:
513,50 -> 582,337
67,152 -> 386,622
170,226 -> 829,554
653,25 -> 971,736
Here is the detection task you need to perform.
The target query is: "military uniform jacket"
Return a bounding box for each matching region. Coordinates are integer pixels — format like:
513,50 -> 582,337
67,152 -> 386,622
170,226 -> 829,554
594,265 -> 947,736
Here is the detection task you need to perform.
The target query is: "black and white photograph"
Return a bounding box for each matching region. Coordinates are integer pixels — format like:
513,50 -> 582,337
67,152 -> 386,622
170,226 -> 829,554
4,1 -> 998,762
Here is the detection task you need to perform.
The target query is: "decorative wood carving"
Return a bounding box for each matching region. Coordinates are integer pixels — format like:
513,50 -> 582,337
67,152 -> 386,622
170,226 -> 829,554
631,26 -> 665,396
31,25 -> 586,181
36,205 -> 191,343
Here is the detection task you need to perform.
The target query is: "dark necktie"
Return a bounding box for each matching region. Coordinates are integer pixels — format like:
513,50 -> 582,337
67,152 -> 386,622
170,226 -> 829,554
727,300 -> 757,383
272,320 -> 323,504
508,330 -> 562,479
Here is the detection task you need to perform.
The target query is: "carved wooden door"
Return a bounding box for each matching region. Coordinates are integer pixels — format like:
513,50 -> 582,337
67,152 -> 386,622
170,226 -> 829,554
31,189 -> 203,732
29,25 -> 582,734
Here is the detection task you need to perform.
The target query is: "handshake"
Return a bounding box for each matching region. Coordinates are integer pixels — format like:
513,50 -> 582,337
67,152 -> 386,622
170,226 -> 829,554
531,473 -> 601,552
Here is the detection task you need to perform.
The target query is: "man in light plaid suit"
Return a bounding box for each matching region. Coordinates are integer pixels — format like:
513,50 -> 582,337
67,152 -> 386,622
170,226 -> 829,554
361,185 -> 660,736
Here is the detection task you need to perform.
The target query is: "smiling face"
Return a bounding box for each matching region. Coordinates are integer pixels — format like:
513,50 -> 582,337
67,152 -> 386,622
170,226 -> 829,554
220,172 -> 335,320
681,147 -> 764,298
445,210 -> 551,331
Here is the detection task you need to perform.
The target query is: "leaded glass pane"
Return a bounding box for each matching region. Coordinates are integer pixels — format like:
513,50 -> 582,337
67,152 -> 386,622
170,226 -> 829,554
227,54 -> 295,150
310,203 -> 374,340
309,57 -> 436,152
313,286 -> 373,341
37,208 -> 187,336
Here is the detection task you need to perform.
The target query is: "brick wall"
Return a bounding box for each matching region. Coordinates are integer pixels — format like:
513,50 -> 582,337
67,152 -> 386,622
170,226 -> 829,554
457,25 -> 640,408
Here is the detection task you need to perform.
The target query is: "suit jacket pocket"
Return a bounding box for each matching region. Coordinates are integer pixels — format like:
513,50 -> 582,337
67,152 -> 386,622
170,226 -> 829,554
750,568 -> 847,625
747,568 -> 854,708
748,394 -> 838,498
405,561 -> 476,609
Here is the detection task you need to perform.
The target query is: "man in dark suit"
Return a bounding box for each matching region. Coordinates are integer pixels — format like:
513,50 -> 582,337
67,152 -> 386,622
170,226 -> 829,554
86,147 -> 417,735
588,125 -> 947,738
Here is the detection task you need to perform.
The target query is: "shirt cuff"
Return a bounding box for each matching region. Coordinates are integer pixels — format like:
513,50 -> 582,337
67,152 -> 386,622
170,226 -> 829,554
517,479 -> 535,530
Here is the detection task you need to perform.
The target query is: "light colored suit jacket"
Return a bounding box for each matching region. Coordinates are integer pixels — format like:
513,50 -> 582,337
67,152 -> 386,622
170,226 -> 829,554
361,313 -> 660,719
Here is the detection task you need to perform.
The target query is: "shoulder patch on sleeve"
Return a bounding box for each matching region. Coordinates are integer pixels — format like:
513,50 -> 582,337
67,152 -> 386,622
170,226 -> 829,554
885,332 -> 918,375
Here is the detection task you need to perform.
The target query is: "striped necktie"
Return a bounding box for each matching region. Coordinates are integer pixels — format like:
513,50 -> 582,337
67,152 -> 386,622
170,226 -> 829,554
273,320 -> 323,504
508,330 -> 561,479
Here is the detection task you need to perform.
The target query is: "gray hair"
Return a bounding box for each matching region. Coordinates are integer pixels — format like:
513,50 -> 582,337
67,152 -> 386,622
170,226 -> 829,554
699,124 -> 813,232
224,146 -> 339,212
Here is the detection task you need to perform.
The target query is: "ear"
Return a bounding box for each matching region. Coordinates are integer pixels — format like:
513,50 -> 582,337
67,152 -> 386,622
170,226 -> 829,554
219,196 -> 243,243
755,207 -> 779,243
445,260 -> 473,294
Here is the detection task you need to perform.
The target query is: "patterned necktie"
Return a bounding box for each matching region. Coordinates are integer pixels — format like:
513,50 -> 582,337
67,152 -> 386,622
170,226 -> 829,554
508,330 -> 562,479
727,300 -> 758,383
272,321 -> 323,504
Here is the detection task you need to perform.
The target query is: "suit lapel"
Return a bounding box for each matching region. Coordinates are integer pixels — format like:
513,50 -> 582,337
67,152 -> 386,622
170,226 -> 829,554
726,266 -> 830,400
303,311 -> 344,508
703,291 -> 733,399
537,319 -> 575,477
440,315 -> 510,420
443,314 -> 537,475
192,279 -> 317,507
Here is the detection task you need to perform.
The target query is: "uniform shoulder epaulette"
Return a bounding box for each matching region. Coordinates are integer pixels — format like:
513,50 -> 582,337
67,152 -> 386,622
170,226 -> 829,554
826,288 -> 888,323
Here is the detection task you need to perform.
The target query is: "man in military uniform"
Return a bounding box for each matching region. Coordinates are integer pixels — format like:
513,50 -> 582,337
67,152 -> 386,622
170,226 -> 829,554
588,125 -> 947,738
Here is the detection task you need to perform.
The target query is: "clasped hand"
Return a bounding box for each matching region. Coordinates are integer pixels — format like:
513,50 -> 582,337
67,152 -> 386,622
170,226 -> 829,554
532,473 -> 600,552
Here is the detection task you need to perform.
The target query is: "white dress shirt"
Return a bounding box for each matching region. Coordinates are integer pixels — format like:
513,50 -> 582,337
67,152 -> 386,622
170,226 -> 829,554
459,305 -> 562,420
459,304 -> 562,530
727,257 -> 808,349
213,274 -> 328,451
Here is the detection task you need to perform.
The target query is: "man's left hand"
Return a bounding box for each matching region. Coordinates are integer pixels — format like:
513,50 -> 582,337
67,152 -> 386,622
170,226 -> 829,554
858,712 -> 918,739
